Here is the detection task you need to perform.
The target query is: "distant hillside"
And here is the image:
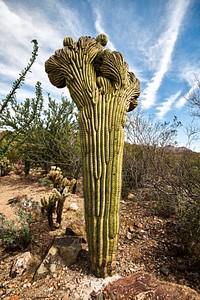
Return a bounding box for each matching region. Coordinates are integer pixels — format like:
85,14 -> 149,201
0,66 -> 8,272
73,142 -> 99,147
162,145 -> 193,153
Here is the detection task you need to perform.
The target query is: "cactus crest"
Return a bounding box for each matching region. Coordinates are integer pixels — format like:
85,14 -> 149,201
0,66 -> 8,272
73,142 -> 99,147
45,34 -> 140,277
96,33 -> 108,46
63,36 -> 74,47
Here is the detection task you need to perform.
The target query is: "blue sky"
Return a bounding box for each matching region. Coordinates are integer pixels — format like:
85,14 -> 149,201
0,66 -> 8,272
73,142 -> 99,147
0,0 -> 200,150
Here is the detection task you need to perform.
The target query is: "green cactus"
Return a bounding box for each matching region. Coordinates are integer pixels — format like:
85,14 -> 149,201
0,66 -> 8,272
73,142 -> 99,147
52,187 -> 69,225
62,177 -> 77,193
47,166 -> 63,188
45,34 -> 140,277
41,177 -> 75,228
41,194 -> 57,230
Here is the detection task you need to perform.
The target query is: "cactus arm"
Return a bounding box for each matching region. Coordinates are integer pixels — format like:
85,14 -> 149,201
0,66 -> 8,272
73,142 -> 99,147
41,195 -> 56,230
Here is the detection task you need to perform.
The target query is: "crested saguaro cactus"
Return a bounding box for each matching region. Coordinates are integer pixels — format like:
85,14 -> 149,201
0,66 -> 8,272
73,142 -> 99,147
45,34 -> 140,277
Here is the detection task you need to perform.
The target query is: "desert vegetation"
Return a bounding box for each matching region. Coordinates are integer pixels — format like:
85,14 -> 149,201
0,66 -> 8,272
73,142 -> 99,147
0,40 -> 200,298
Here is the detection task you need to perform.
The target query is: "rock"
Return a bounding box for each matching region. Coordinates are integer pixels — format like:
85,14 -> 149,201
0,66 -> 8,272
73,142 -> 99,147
69,202 -> 79,211
59,242 -> 81,266
186,272 -> 199,282
62,295 -> 69,300
126,232 -> 132,240
9,296 -> 21,300
91,291 -> 104,299
160,266 -> 170,276
34,236 -> 82,280
54,236 -> 82,267
102,271 -> 200,299
65,221 -> 87,243
134,220 -> 143,229
128,224 -> 135,233
177,264 -> 187,272
10,251 -> 32,278
127,193 -> 135,200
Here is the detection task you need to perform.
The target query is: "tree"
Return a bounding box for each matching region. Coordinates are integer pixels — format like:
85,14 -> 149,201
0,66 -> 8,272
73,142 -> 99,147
23,95 -> 81,179
123,107 -> 181,191
126,106 -> 181,147
184,76 -> 200,150
0,40 -> 42,160
187,76 -> 200,117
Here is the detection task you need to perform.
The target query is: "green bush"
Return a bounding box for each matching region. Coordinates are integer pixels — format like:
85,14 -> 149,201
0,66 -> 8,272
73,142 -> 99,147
0,202 -> 32,249
151,188 -> 177,218
0,157 -> 11,176
176,196 -> 200,263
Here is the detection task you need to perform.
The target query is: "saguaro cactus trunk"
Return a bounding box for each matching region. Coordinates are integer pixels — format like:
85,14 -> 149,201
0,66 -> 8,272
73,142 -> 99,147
45,34 -> 140,277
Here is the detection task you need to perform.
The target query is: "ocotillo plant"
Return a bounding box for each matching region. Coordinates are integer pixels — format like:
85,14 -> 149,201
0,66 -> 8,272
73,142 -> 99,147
45,34 -> 140,277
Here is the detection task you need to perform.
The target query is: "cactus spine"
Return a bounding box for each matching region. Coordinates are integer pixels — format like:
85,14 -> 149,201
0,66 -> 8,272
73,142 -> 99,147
45,34 -> 140,277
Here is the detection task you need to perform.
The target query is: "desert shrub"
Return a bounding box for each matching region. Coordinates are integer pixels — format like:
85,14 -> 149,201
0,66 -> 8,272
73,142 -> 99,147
13,159 -> 24,176
151,152 -> 200,262
176,196 -> 200,263
0,202 -> 32,249
122,143 -> 145,195
0,157 -> 11,176
151,189 -> 177,218
21,97 -> 82,179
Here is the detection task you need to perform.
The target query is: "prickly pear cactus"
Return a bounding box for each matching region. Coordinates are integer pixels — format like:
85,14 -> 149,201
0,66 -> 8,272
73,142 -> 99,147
45,34 -> 140,277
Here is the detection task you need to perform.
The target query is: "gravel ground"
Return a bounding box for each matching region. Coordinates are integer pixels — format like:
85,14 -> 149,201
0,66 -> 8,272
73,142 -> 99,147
0,174 -> 199,299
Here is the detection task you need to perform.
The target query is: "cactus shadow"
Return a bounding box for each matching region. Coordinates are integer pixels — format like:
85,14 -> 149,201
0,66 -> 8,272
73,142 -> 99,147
69,248 -> 92,276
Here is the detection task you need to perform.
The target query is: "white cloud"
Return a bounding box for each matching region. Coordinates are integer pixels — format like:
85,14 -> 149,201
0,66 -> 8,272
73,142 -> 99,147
0,0 -> 86,103
141,0 -> 190,109
175,87 -> 193,109
92,5 -> 115,51
156,90 -> 182,118
179,66 -> 200,86
175,66 -> 200,109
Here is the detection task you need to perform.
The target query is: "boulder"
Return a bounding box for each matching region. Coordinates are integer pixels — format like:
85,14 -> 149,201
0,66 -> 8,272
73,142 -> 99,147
10,251 -> 32,278
102,271 -> 200,300
69,202 -> 79,211
65,220 -> 87,243
34,236 -> 81,280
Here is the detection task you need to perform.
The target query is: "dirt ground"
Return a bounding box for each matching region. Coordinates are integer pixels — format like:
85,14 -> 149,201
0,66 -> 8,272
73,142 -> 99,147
0,172 -> 200,299
0,172 -> 52,220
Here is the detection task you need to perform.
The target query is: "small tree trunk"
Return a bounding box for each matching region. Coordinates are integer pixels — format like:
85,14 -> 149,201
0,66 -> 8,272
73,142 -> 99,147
24,160 -> 31,176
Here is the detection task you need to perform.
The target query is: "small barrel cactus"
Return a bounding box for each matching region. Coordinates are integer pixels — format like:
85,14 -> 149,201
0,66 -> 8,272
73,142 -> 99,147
45,34 -> 140,277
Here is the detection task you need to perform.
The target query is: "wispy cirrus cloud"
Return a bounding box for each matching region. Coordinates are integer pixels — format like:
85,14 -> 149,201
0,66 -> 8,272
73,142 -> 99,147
156,90 -> 182,118
92,4 -> 115,51
175,65 -> 200,109
141,0 -> 190,109
0,0 -> 84,101
175,91 -> 191,109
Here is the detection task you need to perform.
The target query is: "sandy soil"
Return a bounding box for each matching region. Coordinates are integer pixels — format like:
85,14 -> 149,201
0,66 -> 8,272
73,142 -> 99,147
0,173 -> 51,220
